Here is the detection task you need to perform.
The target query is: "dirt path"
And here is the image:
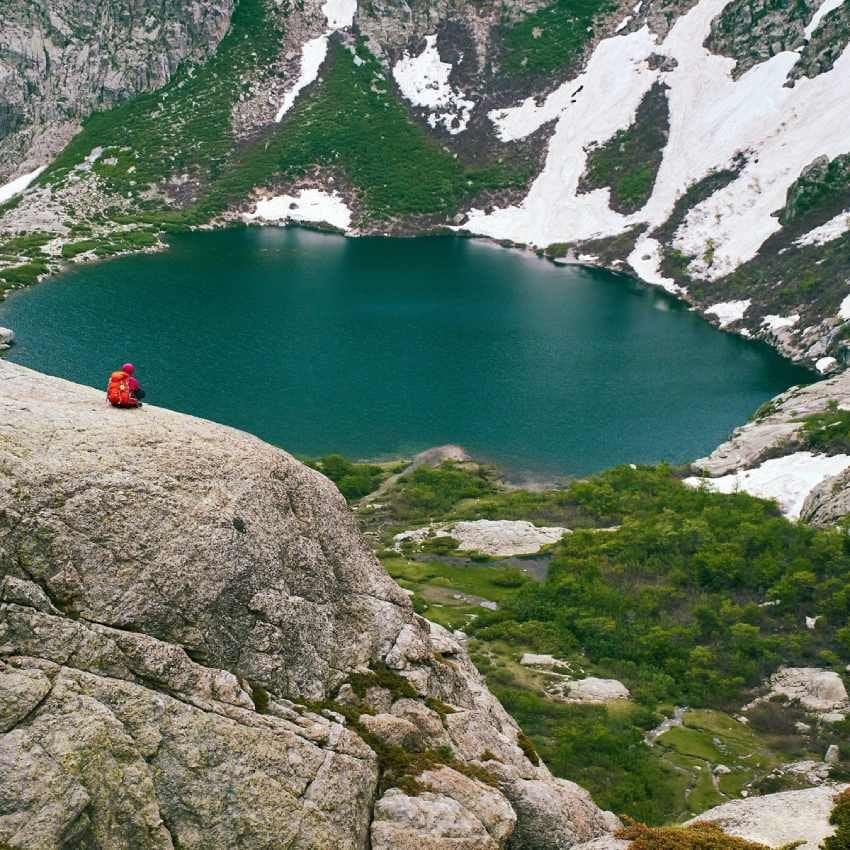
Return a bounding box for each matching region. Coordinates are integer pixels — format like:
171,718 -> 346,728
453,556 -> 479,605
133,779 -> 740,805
357,444 -> 470,506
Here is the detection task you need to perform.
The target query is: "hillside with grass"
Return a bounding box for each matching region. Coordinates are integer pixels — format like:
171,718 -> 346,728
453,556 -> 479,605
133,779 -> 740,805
336,454 -> 850,829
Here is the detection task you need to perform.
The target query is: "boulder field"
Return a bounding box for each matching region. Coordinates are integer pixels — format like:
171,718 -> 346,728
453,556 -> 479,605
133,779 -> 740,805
0,360 -> 619,849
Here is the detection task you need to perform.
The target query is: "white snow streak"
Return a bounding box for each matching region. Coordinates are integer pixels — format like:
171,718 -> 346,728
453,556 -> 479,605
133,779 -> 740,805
816,355 -> 838,374
705,299 -> 750,327
246,189 -> 352,230
804,0 -> 846,39
795,209 -> 850,247
684,452 -> 850,518
392,35 -> 475,134
463,0 -> 850,288
274,0 -> 357,122
274,37 -> 329,122
0,165 -> 46,203
840,293 -> 850,319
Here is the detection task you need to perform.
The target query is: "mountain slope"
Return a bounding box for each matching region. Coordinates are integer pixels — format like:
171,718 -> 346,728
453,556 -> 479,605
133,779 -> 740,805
0,0 -> 848,365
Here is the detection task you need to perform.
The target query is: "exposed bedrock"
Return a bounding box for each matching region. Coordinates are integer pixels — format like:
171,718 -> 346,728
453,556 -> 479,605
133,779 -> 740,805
0,359 -> 618,849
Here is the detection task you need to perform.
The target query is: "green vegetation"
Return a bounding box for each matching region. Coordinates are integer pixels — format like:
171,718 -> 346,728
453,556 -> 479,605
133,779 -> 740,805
60,230 -> 159,259
345,660 -> 419,701
580,82 -> 671,214
0,232 -> 52,258
381,461 -> 497,521
780,153 -> 850,227
496,687 -> 679,823
191,41 -> 529,222
311,666 -> 498,797
307,454 -> 389,501
42,6 -> 529,229
655,710 -> 786,813
476,465 -> 850,707
800,401 -> 850,454
0,260 -> 50,287
617,821 -> 779,849
42,0 -> 282,196
497,0 -> 616,78
350,458 -> 850,823
824,788 -> 850,850
791,0 -> 850,82
706,0 -> 816,79
383,556 -> 532,631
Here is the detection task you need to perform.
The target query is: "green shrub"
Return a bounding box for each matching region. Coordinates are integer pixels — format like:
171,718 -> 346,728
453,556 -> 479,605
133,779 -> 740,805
0,261 -> 49,285
801,401 -> 850,454
824,788 -> 850,850
516,730 -> 540,765
471,465 -> 850,710
498,0 -> 616,78
389,462 -> 496,520
307,453 -> 385,501
617,821 -> 779,849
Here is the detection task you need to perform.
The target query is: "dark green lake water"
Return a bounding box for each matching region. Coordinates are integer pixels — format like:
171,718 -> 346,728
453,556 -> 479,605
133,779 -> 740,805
0,228 -> 811,476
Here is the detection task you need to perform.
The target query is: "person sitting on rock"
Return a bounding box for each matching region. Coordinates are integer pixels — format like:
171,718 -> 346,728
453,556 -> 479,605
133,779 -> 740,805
106,362 -> 146,408
122,363 -> 145,404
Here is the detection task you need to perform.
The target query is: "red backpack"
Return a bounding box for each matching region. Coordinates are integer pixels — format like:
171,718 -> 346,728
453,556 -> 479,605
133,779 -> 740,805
106,370 -> 138,408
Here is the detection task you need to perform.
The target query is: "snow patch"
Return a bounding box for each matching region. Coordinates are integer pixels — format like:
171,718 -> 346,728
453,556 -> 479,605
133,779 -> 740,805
321,0 -> 356,29
392,35 -> 475,134
463,0 -> 850,283
706,299 -> 750,327
246,189 -> 352,230
795,209 -> 850,247
816,355 -> 838,374
274,0 -> 357,122
0,165 -> 46,204
684,451 -> 850,518
628,236 -> 684,293
804,0 -> 846,39
762,313 -> 800,331
840,293 -> 850,320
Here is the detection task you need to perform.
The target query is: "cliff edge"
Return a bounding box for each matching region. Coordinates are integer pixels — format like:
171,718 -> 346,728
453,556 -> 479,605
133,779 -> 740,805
0,360 -> 618,849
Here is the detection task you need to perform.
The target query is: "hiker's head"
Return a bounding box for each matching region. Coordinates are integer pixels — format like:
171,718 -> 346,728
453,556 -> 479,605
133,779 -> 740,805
121,363 -> 135,375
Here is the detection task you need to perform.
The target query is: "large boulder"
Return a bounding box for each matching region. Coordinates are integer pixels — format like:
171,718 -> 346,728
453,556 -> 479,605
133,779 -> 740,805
766,667 -> 849,713
687,785 -> 849,850
0,361 -> 619,849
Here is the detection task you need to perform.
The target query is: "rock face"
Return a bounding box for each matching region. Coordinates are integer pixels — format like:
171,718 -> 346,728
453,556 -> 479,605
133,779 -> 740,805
0,0 -> 234,178
695,371 -> 850,477
561,678 -> 630,704
687,785 -> 849,850
691,370 -> 850,523
0,360 -> 618,849
394,519 -> 568,556
765,667 -> 849,713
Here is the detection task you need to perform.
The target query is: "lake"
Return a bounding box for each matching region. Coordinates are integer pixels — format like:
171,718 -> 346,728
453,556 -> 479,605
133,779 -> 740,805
0,227 -> 811,477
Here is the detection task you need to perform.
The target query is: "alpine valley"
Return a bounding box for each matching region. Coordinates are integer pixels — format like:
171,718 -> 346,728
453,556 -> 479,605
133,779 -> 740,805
2,0 -> 850,848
